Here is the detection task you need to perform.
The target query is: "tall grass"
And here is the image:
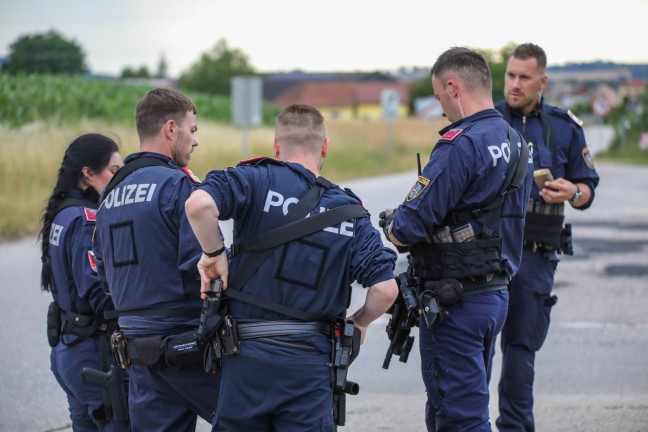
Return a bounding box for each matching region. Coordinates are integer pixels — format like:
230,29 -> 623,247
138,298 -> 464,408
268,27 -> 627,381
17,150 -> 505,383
0,117 -> 446,241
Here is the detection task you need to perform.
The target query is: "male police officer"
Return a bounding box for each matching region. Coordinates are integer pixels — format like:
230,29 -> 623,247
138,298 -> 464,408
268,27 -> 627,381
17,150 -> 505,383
380,47 -> 533,431
93,88 -> 219,431
185,103 -> 398,431
493,43 -> 600,432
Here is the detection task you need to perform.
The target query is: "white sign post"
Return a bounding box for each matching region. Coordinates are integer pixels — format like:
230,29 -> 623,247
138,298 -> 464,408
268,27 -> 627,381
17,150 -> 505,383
381,89 -> 400,152
231,76 -> 262,158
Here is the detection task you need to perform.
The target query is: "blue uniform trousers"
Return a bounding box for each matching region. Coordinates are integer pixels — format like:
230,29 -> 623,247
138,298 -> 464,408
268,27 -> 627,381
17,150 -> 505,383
496,250 -> 557,432
420,290 -> 508,431
128,363 -> 220,432
50,337 -> 129,432
213,333 -> 335,432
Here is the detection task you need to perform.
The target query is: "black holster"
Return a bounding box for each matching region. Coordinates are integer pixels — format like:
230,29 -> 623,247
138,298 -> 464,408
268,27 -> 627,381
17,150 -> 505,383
332,319 -> 360,427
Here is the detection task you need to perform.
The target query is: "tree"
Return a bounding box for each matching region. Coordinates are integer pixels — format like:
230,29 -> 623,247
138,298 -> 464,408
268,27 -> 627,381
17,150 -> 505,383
179,39 -> 256,95
3,29 -> 86,75
155,53 -> 168,79
120,65 -> 150,79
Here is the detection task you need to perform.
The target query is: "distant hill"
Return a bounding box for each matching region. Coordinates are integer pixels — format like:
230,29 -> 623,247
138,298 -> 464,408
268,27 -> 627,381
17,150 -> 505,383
547,61 -> 648,81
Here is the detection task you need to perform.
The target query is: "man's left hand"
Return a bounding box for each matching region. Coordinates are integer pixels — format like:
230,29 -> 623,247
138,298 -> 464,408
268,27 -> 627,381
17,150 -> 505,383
378,208 -> 396,240
540,178 -> 578,204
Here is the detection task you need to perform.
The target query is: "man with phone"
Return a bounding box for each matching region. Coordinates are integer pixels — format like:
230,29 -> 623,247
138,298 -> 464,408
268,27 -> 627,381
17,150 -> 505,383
493,43 -> 600,431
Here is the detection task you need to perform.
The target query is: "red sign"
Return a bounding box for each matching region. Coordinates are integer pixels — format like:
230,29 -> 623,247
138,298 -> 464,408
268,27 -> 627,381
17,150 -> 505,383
592,96 -> 611,117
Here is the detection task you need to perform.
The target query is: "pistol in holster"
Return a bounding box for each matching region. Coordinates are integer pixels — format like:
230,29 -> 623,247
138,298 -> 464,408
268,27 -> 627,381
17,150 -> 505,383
332,318 -> 360,426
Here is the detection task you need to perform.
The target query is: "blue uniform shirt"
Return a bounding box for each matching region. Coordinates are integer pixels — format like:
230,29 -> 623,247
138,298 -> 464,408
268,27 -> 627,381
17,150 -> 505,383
49,189 -> 111,316
94,152 -> 203,335
199,158 -> 397,322
496,99 -> 600,208
391,109 -> 533,277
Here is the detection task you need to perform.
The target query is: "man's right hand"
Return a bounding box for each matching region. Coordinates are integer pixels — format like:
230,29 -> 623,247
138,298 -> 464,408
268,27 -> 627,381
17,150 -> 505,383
197,254 -> 229,298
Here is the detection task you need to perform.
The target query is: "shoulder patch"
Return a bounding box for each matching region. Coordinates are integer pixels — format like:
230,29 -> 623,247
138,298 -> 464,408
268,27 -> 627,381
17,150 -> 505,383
439,128 -> 464,142
582,146 -> 595,170
181,167 -> 201,184
406,176 -> 430,202
567,110 -> 584,127
238,156 -> 268,166
83,208 -> 97,222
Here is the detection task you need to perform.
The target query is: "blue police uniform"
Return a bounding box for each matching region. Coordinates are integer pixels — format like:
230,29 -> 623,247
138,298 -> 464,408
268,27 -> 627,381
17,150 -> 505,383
390,109 -> 533,431
47,189 -> 128,432
495,99 -> 599,431
94,152 -> 219,431
199,157 -> 397,431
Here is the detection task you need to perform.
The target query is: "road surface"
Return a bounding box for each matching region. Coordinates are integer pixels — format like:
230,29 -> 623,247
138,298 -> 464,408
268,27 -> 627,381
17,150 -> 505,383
1,161 -> 647,431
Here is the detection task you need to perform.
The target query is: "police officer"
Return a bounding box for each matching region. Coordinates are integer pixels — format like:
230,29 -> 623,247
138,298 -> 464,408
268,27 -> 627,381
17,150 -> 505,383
493,43 -> 600,432
185,103 -> 399,431
40,134 -> 128,431
380,47 -> 533,431
93,88 -> 219,431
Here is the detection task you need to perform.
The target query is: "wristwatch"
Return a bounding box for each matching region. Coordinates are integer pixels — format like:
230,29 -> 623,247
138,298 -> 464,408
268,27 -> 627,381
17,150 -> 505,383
569,185 -> 582,203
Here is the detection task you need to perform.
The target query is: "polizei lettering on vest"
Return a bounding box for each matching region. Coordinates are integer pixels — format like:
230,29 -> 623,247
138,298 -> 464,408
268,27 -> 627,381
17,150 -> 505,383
488,142 -> 511,167
104,183 -> 157,209
263,190 -> 355,237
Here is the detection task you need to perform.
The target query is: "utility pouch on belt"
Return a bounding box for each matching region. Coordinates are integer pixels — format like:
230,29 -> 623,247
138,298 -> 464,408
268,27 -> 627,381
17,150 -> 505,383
47,302 -> 61,347
524,198 -> 565,252
126,334 -> 163,368
423,278 -> 464,307
112,331 -> 164,369
409,237 -> 503,280
162,331 -> 206,369
220,316 -> 240,356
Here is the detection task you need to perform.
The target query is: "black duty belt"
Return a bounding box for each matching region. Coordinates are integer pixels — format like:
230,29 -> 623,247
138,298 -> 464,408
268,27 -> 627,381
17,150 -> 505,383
460,273 -> 509,296
237,320 -> 332,340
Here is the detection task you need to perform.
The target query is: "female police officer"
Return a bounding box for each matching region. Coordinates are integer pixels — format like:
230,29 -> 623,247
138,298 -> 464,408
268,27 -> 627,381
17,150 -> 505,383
40,133 -> 126,431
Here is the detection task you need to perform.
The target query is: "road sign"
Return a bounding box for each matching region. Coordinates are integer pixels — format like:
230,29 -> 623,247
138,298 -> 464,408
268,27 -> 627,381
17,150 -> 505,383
231,76 -> 262,127
592,96 -> 611,117
381,89 -> 400,119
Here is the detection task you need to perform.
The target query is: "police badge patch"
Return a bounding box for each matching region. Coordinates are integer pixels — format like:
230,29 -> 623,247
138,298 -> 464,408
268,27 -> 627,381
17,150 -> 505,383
582,146 -> 595,169
406,176 -> 430,202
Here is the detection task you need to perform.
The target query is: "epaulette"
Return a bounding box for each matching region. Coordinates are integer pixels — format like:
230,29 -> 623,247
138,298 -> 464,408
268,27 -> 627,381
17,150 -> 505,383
83,208 -> 97,222
566,110 -> 584,128
237,156 -> 268,166
438,128 -> 465,142
343,187 -> 363,206
181,167 -> 201,184
547,105 -> 583,128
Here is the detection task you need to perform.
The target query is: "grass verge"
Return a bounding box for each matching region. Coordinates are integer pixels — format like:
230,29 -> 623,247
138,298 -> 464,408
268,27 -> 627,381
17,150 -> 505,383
0,117 -> 447,241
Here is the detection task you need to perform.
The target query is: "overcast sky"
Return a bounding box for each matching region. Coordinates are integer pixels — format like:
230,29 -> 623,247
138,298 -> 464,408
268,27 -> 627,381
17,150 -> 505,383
1,0 -> 646,78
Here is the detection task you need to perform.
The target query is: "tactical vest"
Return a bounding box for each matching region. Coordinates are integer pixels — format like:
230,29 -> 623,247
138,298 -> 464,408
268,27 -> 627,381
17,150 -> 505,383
501,106 -> 568,252
409,125 -> 528,281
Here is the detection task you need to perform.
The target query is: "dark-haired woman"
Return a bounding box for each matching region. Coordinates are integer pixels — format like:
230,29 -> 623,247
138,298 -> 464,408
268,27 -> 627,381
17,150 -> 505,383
40,133 -> 128,431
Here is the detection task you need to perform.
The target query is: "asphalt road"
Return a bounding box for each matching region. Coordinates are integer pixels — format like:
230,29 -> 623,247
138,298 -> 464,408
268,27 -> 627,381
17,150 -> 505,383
1,161 -> 647,431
